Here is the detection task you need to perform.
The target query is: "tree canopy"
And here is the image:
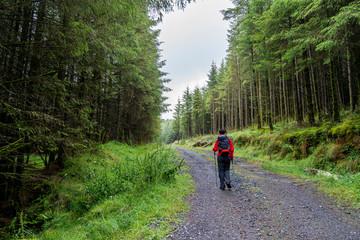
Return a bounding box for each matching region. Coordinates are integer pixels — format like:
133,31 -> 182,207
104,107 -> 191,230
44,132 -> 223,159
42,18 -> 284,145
0,0 -> 195,222
168,0 -> 360,142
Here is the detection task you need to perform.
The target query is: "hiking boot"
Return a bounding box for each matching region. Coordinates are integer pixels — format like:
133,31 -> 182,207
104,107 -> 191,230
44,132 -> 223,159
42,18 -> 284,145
226,183 -> 232,189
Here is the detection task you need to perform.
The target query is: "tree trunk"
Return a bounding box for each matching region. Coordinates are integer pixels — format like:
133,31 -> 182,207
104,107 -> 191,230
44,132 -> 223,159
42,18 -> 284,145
266,71 -> 273,130
294,59 -> 303,123
221,102 -> 225,129
250,79 -> 254,127
212,94 -> 216,134
16,3 -> 32,80
227,88 -> 230,129
257,73 -> 262,129
250,45 -> 255,127
346,33 -> 354,113
232,91 -> 235,130
239,72 -> 243,131
271,73 -> 276,123
282,69 -> 289,122
330,55 -> 340,121
335,55 -> 344,109
309,49 -> 321,122
6,6 -> 21,78
279,73 -> 283,122
303,50 -> 315,125
29,0 -> 46,76
244,83 -> 248,127
202,104 -> 205,135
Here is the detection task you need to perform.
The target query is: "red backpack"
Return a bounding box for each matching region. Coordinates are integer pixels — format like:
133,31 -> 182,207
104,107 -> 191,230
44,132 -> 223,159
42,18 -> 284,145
217,135 -> 230,156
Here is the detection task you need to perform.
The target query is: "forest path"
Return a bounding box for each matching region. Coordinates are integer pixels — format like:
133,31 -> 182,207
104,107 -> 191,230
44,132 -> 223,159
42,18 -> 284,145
168,147 -> 360,240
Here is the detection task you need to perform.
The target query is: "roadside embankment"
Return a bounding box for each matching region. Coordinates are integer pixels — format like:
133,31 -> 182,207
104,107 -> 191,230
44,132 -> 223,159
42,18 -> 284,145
177,114 -> 360,209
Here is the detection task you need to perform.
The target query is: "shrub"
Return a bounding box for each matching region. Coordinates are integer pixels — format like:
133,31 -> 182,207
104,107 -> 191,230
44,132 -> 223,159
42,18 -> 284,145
337,157 -> 359,174
312,144 -> 340,170
266,140 -> 282,155
280,144 -> 293,158
80,145 -> 181,209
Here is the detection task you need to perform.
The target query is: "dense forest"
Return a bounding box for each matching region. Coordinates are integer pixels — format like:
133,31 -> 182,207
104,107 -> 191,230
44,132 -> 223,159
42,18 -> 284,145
166,0 -> 360,143
1,0 -> 360,236
0,0 -> 195,228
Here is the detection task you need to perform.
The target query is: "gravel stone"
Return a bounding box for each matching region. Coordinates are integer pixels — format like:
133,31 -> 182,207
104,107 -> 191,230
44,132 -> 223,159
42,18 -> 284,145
167,147 -> 360,240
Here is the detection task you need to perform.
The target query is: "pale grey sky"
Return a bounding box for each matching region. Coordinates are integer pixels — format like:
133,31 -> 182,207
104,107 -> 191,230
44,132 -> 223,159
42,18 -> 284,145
157,0 -> 233,119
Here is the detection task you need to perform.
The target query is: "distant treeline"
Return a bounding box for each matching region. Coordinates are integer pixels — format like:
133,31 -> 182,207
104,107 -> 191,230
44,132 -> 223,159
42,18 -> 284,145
166,0 -> 360,143
0,0 -> 194,223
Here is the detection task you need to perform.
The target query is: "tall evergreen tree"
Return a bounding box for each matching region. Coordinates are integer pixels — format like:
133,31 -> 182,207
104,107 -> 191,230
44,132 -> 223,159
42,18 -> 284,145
0,0 -> 196,220
181,87 -> 193,138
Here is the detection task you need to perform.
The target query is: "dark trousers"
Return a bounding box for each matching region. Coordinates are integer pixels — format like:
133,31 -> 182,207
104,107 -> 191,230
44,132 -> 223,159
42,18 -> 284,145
217,155 -> 231,188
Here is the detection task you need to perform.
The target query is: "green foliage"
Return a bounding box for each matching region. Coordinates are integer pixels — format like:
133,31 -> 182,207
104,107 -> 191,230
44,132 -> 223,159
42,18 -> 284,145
0,0 -> 184,159
207,62 -> 219,90
184,113 -> 360,175
37,174 -> 193,240
328,115 -> 360,137
163,85 -> 210,142
4,142 -> 193,239
317,172 -> 360,209
159,119 -> 177,144
1,0 -> 201,221
181,87 -> 193,138
178,114 -> 360,208
58,142 -> 184,211
168,0 -> 359,140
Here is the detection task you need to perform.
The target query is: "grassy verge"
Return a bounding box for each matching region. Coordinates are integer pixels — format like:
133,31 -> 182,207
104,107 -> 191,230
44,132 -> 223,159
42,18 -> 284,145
177,114 -> 360,209
7,142 -> 194,239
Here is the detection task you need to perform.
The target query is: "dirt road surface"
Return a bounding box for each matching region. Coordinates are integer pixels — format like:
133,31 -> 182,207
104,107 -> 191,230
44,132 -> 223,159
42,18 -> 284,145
167,147 -> 360,240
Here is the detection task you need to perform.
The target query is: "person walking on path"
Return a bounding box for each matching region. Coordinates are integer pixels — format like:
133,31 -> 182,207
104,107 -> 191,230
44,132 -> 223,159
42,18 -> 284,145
213,129 -> 234,190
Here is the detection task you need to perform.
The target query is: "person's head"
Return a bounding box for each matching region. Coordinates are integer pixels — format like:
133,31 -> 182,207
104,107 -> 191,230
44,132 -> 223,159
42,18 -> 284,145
219,129 -> 226,134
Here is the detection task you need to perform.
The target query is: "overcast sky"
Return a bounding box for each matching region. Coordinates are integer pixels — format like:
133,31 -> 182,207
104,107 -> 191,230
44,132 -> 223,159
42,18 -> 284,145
157,0 -> 234,120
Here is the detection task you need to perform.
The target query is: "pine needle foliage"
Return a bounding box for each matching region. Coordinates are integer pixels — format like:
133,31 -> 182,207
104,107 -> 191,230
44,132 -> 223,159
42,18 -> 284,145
167,0 -> 360,139
0,0 -> 195,222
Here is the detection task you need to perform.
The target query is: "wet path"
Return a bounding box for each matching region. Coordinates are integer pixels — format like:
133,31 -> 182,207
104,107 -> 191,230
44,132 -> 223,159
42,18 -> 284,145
168,147 -> 360,240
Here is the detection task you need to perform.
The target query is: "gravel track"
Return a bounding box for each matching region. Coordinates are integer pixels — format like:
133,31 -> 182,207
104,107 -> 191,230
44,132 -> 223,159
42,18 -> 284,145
168,147 -> 360,240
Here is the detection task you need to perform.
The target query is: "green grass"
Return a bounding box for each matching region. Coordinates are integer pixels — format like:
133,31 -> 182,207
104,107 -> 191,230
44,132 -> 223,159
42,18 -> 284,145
11,142 -> 194,240
239,146 -> 360,209
38,174 -> 193,240
318,172 -> 360,207
176,114 -> 360,209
